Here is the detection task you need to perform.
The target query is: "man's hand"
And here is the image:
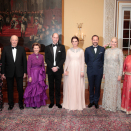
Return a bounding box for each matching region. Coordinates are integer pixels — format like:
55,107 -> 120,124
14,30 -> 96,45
1,74 -> 6,80
23,73 -> 27,78
52,67 -> 58,72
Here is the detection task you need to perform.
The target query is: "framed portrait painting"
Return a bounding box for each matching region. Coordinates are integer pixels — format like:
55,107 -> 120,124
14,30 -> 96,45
0,0 -> 63,52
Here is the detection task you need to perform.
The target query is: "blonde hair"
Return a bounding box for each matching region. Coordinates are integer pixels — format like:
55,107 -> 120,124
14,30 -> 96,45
111,37 -> 118,43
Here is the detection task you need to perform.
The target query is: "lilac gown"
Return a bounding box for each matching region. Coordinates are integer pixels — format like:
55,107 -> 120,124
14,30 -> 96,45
24,53 -> 48,108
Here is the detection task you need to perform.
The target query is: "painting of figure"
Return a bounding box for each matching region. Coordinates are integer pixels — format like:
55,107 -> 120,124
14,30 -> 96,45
0,0 -> 62,52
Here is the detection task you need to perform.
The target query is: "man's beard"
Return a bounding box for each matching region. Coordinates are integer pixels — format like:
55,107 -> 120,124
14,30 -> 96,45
93,42 -> 98,45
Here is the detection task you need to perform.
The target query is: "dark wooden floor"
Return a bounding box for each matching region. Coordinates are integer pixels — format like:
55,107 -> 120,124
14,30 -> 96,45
2,88 -> 103,105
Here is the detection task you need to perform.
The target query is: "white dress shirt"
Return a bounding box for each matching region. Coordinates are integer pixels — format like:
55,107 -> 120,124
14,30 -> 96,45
93,45 -> 98,54
12,47 -> 17,62
53,44 -> 57,66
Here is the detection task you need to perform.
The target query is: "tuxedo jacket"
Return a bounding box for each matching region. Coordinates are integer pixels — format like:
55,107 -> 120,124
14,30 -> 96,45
1,45 -> 27,77
45,43 -> 66,75
85,45 -> 105,76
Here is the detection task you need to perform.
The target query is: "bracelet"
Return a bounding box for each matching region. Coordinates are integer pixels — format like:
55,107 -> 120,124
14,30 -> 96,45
81,71 -> 84,72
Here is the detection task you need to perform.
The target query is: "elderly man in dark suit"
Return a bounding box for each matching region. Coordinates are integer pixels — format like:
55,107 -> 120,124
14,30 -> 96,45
45,33 -> 66,108
1,35 -> 27,110
85,35 -> 105,109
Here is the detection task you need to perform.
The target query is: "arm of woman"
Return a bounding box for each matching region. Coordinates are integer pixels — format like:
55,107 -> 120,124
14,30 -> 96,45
42,55 -> 45,69
118,50 -> 123,81
27,55 -> 32,82
64,50 -> 70,76
103,50 -> 107,79
81,50 -> 84,77
123,56 -> 127,73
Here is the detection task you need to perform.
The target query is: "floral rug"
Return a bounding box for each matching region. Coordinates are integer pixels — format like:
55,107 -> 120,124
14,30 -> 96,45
0,103 -> 131,131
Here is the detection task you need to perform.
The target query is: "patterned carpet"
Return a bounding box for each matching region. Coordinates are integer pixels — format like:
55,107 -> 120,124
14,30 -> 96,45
0,103 -> 131,131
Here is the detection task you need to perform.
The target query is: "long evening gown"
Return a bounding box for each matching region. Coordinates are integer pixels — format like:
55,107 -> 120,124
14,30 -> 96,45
121,55 -> 131,114
102,48 -> 123,112
63,48 -> 86,110
24,53 -> 48,108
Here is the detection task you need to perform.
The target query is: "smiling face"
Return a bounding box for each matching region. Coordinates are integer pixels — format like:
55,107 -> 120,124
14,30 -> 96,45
92,36 -> 99,47
111,38 -> 117,48
72,38 -> 78,48
10,35 -> 18,47
52,33 -> 59,44
33,45 -> 40,54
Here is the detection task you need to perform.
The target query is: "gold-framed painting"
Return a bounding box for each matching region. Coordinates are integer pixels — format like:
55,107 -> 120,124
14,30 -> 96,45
0,0 -> 64,52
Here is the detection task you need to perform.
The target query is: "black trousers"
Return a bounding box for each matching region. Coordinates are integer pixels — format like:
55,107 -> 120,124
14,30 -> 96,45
48,73 -> 62,104
87,74 -> 103,104
6,76 -> 23,106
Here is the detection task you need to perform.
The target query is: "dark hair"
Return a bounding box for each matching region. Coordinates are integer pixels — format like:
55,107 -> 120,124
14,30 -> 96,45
32,42 -> 41,49
71,36 -> 79,43
92,35 -> 99,40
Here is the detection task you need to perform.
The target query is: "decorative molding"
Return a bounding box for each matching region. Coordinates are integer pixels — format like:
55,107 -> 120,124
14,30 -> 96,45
103,0 -> 116,45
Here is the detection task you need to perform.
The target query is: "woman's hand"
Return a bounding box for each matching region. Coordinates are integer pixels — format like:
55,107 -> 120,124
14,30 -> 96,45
28,77 -> 32,82
64,71 -> 68,76
81,72 -> 84,77
117,76 -> 121,81
103,74 -> 105,79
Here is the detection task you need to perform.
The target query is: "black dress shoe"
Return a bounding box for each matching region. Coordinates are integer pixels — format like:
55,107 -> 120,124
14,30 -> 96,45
94,103 -> 99,109
19,105 -> 24,110
56,104 -> 62,108
88,103 -> 94,108
32,107 -> 36,109
49,103 -> 54,108
8,105 -> 14,110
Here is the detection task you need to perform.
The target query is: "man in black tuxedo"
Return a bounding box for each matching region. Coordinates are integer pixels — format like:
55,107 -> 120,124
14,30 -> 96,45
85,35 -> 105,109
45,33 -> 66,108
1,35 -> 27,110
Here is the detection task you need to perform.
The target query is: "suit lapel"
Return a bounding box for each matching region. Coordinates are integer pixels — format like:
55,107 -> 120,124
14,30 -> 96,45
90,46 -> 95,56
55,44 -> 60,59
15,46 -> 18,63
9,46 -> 14,63
49,44 -> 54,59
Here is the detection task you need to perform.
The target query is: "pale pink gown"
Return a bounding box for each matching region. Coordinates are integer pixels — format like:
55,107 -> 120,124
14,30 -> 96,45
63,48 -> 86,110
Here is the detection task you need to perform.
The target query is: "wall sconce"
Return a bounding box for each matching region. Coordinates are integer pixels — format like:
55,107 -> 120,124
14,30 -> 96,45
75,23 -> 85,41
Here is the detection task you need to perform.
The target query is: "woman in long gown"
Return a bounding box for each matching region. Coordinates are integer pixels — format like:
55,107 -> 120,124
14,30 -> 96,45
63,36 -> 86,110
102,37 -> 123,112
24,43 -> 48,109
121,55 -> 131,114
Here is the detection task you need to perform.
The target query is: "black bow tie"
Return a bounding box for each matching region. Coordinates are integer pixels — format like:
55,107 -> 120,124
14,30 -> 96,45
93,46 -> 97,49
12,47 -> 17,49
53,44 -> 58,47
